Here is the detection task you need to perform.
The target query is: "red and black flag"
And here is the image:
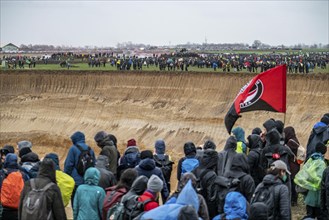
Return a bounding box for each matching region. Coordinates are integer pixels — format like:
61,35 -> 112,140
224,65 -> 287,134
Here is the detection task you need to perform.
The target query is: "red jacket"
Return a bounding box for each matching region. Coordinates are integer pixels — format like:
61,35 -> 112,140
138,190 -> 158,211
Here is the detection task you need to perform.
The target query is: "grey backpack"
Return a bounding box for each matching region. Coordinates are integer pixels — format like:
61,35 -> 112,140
21,179 -> 55,220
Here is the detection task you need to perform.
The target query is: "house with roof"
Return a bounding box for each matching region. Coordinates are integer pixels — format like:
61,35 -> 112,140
1,43 -> 19,52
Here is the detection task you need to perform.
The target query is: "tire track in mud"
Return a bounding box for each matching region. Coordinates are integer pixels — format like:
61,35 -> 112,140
0,71 -> 328,164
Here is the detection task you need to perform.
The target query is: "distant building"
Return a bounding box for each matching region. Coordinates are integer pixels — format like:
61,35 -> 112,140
1,43 -> 19,52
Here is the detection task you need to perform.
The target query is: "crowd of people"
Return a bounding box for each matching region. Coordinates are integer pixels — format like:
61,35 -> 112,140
0,113 -> 329,220
1,51 -> 328,73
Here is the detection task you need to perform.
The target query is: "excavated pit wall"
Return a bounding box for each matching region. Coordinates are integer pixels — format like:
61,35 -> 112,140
0,70 -> 328,166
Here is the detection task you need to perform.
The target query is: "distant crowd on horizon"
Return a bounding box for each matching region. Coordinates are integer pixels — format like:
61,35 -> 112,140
1,51 -> 328,73
0,113 -> 329,220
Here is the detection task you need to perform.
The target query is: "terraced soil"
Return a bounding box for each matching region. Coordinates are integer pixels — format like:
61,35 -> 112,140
1,70 -> 328,160
0,70 -> 328,218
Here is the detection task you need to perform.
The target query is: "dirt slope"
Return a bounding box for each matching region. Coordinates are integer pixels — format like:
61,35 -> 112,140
0,70 -> 328,166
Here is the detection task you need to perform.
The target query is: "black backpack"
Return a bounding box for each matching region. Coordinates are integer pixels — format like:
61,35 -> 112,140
117,151 -> 140,179
106,201 -> 124,220
20,179 -> 55,220
199,170 -> 218,219
251,183 -> 278,219
264,149 -> 288,169
153,154 -> 174,183
76,144 -> 94,176
123,195 -> 152,220
120,151 -> 140,169
215,175 -> 244,214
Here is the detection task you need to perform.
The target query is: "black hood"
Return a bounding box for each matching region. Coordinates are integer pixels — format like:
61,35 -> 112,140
275,120 -> 284,135
224,136 -> 237,151
130,175 -> 148,195
139,158 -> 156,170
230,153 -> 250,174
265,129 -> 281,145
263,119 -> 276,132
21,151 -> 40,163
44,153 -> 60,170
184,142 -> 196,156
247,134 -> 262,149
284,126 -> 299,144
203,140 -> 216,150
19,147 -> 32,158
38,158 -> 56,183
200,149 -> 218,169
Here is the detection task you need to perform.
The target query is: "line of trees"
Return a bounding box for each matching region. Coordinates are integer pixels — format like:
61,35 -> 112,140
18,41 -> 329,52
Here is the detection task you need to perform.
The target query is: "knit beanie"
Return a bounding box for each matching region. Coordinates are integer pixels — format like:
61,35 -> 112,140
155,139 -> 166,154
127,139 -> 137,147
203,140 -> 216,150
315,142 -> 327,155
17,140 -> 32,151
147,174 -> 163,193
140,150 -> 153,159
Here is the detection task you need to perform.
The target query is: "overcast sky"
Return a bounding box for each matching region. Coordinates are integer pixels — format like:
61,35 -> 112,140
1,0 -> 328,47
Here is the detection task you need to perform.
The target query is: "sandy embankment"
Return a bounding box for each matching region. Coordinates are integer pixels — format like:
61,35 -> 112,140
0,70 -> 328,218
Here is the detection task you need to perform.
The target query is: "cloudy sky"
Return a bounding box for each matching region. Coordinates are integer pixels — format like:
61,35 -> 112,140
1,0 -> 328,47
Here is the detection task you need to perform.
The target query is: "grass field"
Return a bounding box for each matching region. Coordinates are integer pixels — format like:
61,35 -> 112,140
2,62 -> 329,74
